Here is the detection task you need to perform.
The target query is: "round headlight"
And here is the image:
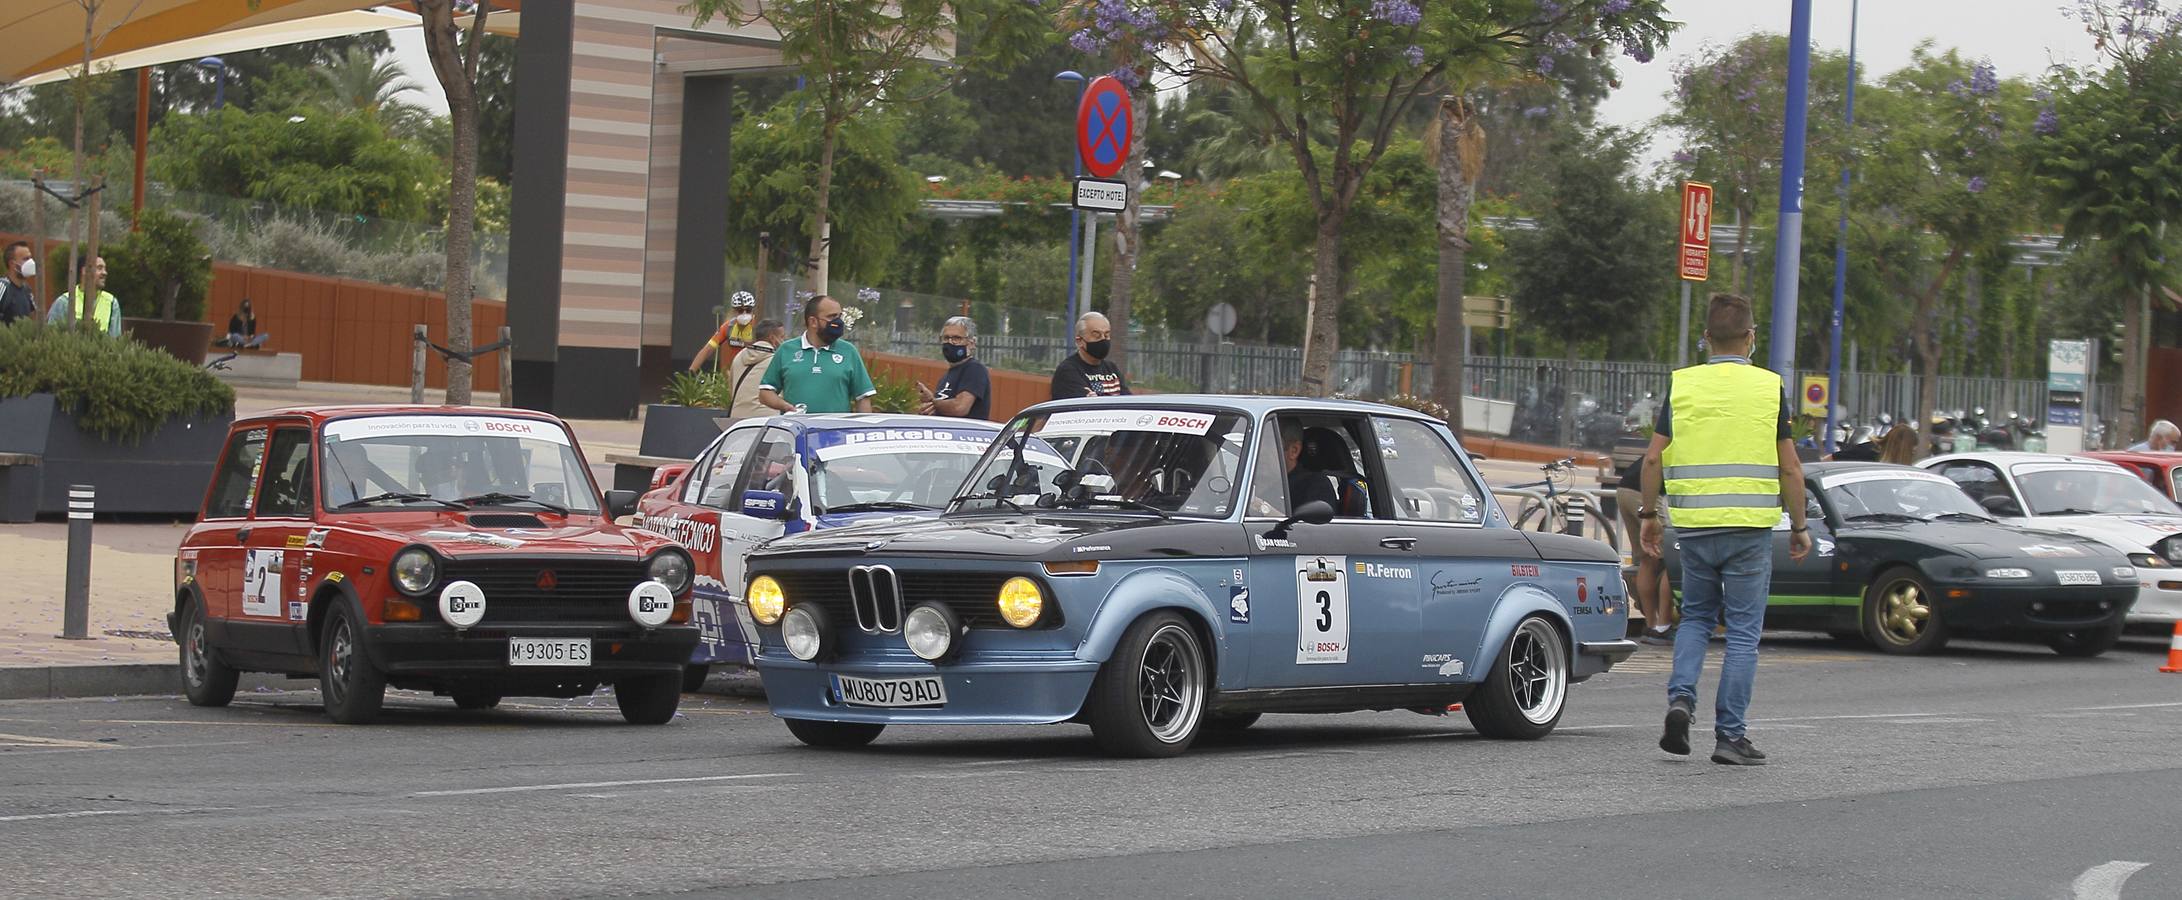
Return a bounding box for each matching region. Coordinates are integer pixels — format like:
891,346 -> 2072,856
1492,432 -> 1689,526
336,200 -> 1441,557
997,576 -> 1044,629
781,604 -> 829,661
392,547 -> 438,596
748,575 -> 786,625
647,549 -> 694,594
905,603 -> 961,661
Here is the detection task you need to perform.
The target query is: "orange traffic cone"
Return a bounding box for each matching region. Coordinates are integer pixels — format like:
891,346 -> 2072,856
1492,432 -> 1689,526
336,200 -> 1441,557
2161,621 -> 2182,674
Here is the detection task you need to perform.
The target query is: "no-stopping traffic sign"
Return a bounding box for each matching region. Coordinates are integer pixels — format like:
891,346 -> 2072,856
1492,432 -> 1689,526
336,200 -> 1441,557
1076,75 -> 1134,179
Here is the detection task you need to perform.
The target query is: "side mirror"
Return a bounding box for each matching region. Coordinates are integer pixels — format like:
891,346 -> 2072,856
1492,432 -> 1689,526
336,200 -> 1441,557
605,489 -> 639,519
650,464 -> 690,492
1268,500 -> 1335,539
740,489 -> 790,520
1978,494 -> 2022,517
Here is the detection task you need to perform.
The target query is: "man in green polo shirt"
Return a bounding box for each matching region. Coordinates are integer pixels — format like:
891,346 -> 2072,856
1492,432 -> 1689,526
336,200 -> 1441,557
758,294 -> 875,414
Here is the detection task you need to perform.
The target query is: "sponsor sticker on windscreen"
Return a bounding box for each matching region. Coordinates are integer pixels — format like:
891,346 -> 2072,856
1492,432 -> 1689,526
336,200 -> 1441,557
1820,469 -> 1958,490
811,428 -> 997,462
1039,409 -> 1218,436
324,415 -> 572,445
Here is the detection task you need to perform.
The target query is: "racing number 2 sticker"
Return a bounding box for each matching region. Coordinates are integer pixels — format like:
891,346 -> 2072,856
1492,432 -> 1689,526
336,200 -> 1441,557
1296,555 -> 1349,664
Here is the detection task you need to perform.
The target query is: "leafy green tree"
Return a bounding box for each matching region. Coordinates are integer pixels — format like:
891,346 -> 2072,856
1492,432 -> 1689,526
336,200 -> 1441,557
1506,128 -> 1670,440
1065,0 -> 1670,393
416,0 -> 496,404
724,99 -> 923,284
2034,1 -> 2182,444
150,106 -> 440,220
312,45 -> 436,143
684,0 -> 1049,294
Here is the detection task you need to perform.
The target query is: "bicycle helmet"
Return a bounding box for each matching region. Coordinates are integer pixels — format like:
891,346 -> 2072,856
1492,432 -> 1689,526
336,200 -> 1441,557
731,291 -> 757,309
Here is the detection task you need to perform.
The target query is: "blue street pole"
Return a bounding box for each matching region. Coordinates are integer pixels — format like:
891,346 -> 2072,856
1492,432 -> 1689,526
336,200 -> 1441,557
1056,71 -> 1087,332
1769,0 -> 1814,385
1823,0 -> 1859,455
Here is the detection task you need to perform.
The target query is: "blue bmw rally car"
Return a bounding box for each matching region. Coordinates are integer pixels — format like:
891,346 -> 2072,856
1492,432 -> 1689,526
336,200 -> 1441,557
740,397 -> 1637,757
637,414 -> 1004,682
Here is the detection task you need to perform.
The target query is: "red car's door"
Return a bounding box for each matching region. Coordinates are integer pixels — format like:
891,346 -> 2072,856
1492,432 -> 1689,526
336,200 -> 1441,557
192,426 -> 271,620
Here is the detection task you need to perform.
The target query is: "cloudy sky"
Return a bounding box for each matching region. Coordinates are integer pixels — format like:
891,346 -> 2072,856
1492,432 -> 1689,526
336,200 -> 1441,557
387,0 -> 2105,167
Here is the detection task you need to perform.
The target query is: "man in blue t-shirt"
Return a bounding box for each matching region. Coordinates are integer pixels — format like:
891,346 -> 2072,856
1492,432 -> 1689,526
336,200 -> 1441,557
918,316 -> 992,420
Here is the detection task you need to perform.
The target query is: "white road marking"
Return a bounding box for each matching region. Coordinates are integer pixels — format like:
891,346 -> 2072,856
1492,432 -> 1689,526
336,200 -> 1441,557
0,732 -> 119,750
2071,861 -> 2149,900
943,758 -> 1037,767
0,807 -> 233,824
410,773 -> 794,797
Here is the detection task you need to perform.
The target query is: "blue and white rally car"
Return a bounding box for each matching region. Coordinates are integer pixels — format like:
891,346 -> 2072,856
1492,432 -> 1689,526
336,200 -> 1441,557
637,414 -> 1004,682
739,396 -> 1637,757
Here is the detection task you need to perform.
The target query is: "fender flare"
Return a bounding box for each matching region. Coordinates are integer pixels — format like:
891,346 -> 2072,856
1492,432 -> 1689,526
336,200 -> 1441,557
170,582 -> 208,645
1073,567 -> 1224,665
1475,583 -> 1574,672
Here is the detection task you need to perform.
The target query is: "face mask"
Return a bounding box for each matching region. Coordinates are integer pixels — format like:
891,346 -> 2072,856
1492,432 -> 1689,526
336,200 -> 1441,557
734,313 -> 753,325
821,319 -> 846,341
942,344 -> 969,364
16,257 -> 34,279
1083,339 -> 1111,361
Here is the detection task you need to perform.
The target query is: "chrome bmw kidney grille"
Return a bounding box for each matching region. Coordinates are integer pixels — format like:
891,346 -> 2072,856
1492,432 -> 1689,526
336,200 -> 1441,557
848,564 -> 904,633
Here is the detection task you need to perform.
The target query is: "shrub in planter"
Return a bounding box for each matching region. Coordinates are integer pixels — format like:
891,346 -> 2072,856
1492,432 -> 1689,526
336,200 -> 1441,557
869,367 -> 921,414
660,370 -> 728,409
112,208 -> 212,323
0,318 -> 235,444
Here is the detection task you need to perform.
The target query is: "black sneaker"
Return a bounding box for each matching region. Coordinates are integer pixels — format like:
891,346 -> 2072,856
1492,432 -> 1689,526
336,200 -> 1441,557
1711,736 -> 1767,766
1660,698 -> 1693,756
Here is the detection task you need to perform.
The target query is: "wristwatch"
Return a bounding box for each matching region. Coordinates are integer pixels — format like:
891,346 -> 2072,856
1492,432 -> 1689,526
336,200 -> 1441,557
1792,525 -> 1809,533
1636,507 -> 1657,520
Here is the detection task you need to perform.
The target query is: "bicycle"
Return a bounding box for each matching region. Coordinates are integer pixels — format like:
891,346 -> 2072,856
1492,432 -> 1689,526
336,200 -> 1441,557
1497,457 -> 1620,549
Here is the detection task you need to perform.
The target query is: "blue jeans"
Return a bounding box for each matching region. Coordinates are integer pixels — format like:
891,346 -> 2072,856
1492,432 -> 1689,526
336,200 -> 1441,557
1667,528 -> 1773,740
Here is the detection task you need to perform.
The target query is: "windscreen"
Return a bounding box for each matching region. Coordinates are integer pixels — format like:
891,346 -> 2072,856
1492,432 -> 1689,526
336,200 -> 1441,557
954,408 -> 1252,518
319,415 -> 600,513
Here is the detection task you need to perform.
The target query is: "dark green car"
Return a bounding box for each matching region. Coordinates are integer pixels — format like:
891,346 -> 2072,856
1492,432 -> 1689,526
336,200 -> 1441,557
1661,462 -> 2138,656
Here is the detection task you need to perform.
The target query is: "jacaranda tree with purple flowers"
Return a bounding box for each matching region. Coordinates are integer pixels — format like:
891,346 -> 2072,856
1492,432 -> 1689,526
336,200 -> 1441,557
2035,0 -> 2182,446
683,0 -> 1051,296
1056,0 -> 1671,393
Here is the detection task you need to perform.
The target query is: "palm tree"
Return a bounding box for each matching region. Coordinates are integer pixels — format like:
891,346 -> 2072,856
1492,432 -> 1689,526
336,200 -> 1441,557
317,46 -> 434,140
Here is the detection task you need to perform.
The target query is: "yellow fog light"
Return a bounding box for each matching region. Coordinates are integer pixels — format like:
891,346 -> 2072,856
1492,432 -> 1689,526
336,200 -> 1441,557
997,576 -> 1044,628
749,575 -> 786,625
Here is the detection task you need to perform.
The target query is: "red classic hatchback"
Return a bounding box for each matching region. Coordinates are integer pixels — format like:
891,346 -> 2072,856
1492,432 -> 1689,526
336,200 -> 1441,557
170,406 -> 699,724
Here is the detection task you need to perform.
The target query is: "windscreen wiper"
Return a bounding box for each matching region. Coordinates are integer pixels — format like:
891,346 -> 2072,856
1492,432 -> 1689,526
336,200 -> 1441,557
1053,496 -> 1171,518
455,491 -> 568,515
824,501 -> 935,514
335,491 -> 467,510
1844,512 -> 1919,523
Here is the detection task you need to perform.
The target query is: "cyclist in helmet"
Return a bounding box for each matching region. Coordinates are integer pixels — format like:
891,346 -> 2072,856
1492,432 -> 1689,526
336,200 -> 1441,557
689,290 -> 760,372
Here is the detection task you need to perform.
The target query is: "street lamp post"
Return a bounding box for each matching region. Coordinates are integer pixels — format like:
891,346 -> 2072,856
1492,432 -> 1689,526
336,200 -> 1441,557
1767,0 -> 1814,384
1056,70 -> 1087,329
197,56 -> 227,109
1823,0 -> 1860,455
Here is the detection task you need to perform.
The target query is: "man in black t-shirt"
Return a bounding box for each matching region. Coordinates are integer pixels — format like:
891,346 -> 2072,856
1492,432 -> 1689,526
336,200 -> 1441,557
919,316 -> 993,420
1050,311 -> 1131,401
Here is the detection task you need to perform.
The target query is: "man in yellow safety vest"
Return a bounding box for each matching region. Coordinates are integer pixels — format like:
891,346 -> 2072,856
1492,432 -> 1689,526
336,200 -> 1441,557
1639,293 -> 1810,767
45,254 -> 122,337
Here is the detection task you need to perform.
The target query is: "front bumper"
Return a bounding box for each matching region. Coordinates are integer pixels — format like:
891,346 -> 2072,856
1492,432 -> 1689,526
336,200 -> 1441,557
2123,578 -> 2182,625
756,648 -> 1100,725
1932,584 -> 2135,632
363,623 -> 700,683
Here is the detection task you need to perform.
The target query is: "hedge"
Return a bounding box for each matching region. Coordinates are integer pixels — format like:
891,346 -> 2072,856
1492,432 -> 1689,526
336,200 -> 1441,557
0,319 -> 235,443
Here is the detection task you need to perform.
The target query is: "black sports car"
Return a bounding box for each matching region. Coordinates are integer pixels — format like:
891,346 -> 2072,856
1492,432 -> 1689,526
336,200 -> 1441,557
1660,462 -> 2139,656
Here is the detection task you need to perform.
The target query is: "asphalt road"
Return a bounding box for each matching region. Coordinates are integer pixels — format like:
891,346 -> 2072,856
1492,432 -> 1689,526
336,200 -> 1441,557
4,633 -> 2180,899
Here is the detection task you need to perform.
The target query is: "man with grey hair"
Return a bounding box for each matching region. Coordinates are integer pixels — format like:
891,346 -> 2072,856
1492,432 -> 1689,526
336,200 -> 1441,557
2129,419 -> 2179,452
918,315 -> 991,420
1050,310 -> 1130,401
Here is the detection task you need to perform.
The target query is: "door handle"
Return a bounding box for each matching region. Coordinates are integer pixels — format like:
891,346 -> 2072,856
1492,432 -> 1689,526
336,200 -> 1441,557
236,526 -> 252,544
1379,536 -> 1416,550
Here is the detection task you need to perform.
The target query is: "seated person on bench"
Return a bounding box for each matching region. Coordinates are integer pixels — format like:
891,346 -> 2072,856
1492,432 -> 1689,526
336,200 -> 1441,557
218,298 -> 271,349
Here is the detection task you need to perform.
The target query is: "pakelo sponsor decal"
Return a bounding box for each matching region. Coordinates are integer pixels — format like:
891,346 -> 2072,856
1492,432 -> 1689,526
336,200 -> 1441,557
1355,562 -> 1413,579
1421,653 -> 1464,677
813,427 -> 998,462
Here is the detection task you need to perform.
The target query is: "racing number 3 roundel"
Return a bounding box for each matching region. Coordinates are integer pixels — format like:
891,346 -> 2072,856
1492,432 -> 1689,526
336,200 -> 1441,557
1076,75 -> 1134,179
1296,555 -> 1350,664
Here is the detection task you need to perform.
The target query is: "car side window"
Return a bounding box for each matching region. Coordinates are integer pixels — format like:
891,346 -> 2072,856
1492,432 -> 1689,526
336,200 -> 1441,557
254,428 -> 315,518
696,428 -> 763,509
1373,417 -> 1485,524
1246,417 -> 1288,518
205,428 -> 269,519
731,427 -> 797,511
1936,461 -> 2010,507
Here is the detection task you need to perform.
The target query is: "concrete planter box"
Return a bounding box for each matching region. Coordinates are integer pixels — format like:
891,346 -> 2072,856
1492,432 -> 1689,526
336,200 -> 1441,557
0,393 -> 232,522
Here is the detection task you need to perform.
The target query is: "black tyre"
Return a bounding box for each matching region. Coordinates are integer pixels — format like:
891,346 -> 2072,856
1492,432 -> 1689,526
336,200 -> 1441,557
1464,616 -> 1569,740
178,597 -> 238,708
614,673 -> 683,725
2047,620 -> 2126,658
450,688 -> 502,710
681,664 -> 711,694
1204,712 -> 1262,733
1861,567 -> 1949,655
1085,611 -> 1208,758
783,718 -> 886,748
319,605 -> 386,724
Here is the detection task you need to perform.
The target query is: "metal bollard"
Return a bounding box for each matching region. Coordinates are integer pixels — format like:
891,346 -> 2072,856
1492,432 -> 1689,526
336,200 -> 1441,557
61,484 -> 93,640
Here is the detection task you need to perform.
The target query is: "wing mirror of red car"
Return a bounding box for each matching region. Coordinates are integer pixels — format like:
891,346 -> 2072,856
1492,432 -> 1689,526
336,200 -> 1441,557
605,489 -> 640,519
651,464 -> 690,491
